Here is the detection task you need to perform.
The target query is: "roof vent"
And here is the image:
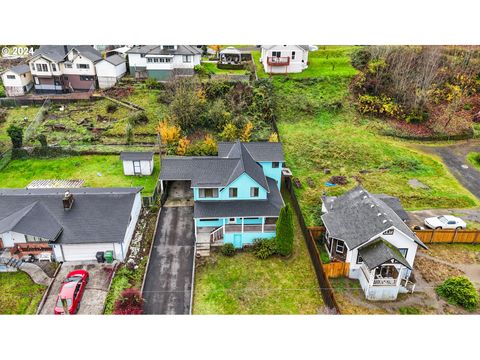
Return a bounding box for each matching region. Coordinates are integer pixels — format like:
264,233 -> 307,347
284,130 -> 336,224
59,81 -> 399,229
382,219 -> 387,224
377,213 -> 382,216
370,204 -> 375,208
63,191 -> 74,211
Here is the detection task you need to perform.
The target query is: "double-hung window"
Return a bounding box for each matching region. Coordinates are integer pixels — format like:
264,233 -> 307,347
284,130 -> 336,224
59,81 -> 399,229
183,55 -> 191,63
250,187 -> 259,197
336,240 -> 345,254
199,188 -> 218,198
229,188 -> 238,198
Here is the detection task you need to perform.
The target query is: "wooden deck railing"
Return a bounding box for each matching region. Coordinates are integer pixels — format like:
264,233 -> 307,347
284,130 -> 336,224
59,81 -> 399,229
267,56 -> 290,66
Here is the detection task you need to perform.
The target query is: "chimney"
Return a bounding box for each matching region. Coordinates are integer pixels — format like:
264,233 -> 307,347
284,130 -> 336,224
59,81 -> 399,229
64,45 -> 68,55
63,191 -> 74,211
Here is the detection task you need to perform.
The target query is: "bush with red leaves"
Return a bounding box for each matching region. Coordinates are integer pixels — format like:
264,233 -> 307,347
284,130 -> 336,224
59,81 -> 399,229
113,288 -> 144,315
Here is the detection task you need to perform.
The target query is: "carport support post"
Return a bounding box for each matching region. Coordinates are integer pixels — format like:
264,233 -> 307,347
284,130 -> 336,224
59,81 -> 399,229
160,180 -> 164,194
262,217 -> 265,233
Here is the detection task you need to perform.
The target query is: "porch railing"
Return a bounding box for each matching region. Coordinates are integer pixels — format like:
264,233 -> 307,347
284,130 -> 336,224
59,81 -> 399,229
267,56 -> 290,66
373,277 -> 397,286
210,226 -> 224,242
224,224 -> 276,233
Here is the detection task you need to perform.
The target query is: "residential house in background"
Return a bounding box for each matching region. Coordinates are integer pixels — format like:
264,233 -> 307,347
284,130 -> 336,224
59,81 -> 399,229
260,45 -> 309,74
121,152 -> 155,176
127,45 -> 202,80
0,64 -> 33,96
95,54 -> 127,89
159,141 -> 285,254
29,45 -> 102,93
0,188 -> 142,262
321,186 -> 427,301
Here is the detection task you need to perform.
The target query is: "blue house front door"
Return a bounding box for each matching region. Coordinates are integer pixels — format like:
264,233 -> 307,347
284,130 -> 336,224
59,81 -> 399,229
233,234 -> 242,248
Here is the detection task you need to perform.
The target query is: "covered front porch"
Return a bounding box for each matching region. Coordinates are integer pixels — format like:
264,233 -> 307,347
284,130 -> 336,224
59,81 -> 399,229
357,240 -> 414,301
196,216 -> 277,246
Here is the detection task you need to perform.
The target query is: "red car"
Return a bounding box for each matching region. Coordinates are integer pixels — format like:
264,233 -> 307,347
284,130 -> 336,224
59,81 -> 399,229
54,269 -> 89,315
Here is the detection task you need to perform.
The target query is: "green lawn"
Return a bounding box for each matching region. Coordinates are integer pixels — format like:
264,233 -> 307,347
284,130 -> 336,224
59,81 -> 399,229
201,62 -> 248,75
467,152 -> 480,171
252,46 -> 358,79
193,192 -> 325,314
0,154 -> 160,195
0,105 -> 41,152
274,46 -> 479,226
0,272 -> 46,314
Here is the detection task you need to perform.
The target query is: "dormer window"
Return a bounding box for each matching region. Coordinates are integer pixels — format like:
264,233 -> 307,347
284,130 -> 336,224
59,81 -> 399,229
272,162 -> 279,168
250,187 -> 259,197
163,45 -> 175,50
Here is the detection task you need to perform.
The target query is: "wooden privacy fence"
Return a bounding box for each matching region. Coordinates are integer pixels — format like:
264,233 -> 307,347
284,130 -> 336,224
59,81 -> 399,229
323,262 -> 350,278
415,229 -> 480,244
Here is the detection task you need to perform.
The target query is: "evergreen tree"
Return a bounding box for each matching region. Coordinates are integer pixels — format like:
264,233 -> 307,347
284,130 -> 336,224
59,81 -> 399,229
275,204 -> 294,256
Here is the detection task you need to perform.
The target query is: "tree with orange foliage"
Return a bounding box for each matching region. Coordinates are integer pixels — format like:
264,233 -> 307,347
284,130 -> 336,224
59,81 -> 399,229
240,120 -> 254,142
176,136 -> 190,155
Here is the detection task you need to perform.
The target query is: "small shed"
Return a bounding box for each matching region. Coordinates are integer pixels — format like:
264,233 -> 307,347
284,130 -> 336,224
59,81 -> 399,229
120,152 -> 154,176
95,54 -> 127,89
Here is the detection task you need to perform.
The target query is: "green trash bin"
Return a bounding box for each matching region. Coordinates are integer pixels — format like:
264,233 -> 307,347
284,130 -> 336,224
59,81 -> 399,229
104,250 -> 114,264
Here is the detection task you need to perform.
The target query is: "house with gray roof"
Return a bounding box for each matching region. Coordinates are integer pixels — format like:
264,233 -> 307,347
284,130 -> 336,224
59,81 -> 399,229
321,186 -> 427,301
1,64 -> 34,97
159,141 -> 285,253
28,45 -> 102,93
0,187 -> 142,262
127,45 -> 202,80
260,45 -> 310,74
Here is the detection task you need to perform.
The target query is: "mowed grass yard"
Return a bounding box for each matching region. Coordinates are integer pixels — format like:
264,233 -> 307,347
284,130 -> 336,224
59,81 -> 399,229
193,192 -> 325,314
272,46 -> 479,226
0,155 -> 160,195
0,272 -> 46,314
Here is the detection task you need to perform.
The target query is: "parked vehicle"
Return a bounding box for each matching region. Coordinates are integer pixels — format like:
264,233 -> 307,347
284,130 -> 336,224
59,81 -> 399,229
54,269 -> 89,315
424,215 -> 466,230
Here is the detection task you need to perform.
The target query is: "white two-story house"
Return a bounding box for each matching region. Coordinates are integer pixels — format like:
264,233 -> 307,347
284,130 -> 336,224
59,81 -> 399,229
127,45 -> 202,81
28,45 -> 102,93
260,45 -> 309,74
1,64 -> 33,96
321,186 -> 428,301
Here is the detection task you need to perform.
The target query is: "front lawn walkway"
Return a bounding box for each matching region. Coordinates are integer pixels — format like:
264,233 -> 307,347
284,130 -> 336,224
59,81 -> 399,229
192,193 -> 325,314
0,271 -> 47,314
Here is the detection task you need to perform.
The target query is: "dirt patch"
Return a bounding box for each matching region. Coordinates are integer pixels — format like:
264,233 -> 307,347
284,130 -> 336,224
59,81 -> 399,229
420,245 -> 480,265
415,257 -> 464,283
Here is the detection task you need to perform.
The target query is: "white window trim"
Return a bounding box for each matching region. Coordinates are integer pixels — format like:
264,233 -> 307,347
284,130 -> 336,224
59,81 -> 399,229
336,240 -> 345,254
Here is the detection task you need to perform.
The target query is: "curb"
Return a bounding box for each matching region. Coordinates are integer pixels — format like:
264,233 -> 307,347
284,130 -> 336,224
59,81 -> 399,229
189,242 -> 197,315
36,262 -> 63,315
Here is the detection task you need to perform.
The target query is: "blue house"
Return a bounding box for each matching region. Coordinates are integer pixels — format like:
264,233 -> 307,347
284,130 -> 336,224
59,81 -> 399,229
158,141 -> 285,252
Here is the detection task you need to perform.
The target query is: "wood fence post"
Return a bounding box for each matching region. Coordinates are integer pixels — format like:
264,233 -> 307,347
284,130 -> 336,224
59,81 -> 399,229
430,229 -> 435,244
452,229 -> 458,244
473,231 -> 479,245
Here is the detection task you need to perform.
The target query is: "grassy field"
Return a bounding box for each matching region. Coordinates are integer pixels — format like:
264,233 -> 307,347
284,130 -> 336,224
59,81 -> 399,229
193,192 -> 325,314
0,105 -> 41,151
273,46 -> 479,226
0,272 -> 46,314
0,154 -> 160,195
201,62 -> 248,75
467,152 -> 480,171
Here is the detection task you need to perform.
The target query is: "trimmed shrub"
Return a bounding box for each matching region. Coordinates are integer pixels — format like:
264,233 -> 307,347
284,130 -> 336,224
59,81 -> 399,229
220,243 -> 236,257
252,238 -> 277,260
275,204 -> 294,257
113,288 -> 144,315
106,103 -> 118,113
436,276 -> 479,311
6,124 -> 23,148
351,47 -> 371,70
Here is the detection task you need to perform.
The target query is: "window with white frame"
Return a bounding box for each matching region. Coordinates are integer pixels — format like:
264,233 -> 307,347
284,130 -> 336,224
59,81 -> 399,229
229,187 -> 238,198
6,75 -> 15,79
76,63 -> 90,69
199,188 -> 219,198
398,248 -> 408,258
64,63 -> 72,69
272,162 -> 279,168
335,240 -> 345,254
147,58 -> 153,63
356,252 -> 363,264
250,187 -> 259,197
272,51 -> 281,57
183,55 -> 191,63
51,64 -> 57,71
292,51 -> 296,60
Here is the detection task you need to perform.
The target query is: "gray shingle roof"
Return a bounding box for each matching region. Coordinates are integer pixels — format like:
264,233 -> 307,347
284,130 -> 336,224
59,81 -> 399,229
127,45 -> 202,56
0,188 -> 142,245
8,64 -> 31,75
32,45 -> 102,63
194,177 -> 283,218
160,142 -> 277,190
358,239 -> 411,270
218,142 -> 285,162
321,186 -> 426,250
261,45 -> 310,52
104,54 -> 126,66
120,151 -> 154,161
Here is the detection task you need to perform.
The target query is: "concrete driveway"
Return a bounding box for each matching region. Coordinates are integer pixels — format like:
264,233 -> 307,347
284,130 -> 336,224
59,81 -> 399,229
40,262 -> 115,315
142,205 -> 195,314
408,208 -> 480,228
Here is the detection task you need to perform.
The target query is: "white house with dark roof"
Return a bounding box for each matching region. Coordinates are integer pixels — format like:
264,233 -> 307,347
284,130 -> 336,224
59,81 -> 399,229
120,152 -> 155,176
159,141 -> 285,254
95,54 -> 127,89
0,188 -> 142,262
260,45 -> 309,74
127,45 -> 202,80
321,186 -> 427,301
1,64 -> 33,96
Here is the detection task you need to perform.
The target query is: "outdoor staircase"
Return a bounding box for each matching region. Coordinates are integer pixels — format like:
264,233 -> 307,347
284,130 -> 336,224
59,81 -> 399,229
0,257 -> 23,271
196,242 -> 211,257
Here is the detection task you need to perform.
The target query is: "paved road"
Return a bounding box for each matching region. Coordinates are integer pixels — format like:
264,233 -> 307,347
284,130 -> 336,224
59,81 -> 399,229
422,140 -> 480,200
142,206 -> 195,314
